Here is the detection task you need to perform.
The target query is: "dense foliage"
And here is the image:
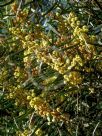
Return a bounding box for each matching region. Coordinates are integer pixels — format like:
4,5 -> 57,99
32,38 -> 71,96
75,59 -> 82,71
0,0 -> 102,135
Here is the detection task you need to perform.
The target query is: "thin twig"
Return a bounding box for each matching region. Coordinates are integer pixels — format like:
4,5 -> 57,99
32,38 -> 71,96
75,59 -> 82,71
16,0 -> 22,17
76,125 -> 78,136
13,117 -> 19,129
92,122 -> 100,136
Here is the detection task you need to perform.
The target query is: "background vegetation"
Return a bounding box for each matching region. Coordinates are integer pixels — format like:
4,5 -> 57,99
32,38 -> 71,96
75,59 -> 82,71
0,0 -> 102,135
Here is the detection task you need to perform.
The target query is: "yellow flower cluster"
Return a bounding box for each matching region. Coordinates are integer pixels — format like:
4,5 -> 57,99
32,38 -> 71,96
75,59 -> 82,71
28,96 -> 69,123
16,129 -> 30,136
84,66 -> 94,73
6,85 -> 31,107
64,71 -> 83,85
34,42 -> 83,85
16,127 -> 43,136
35,128 -> 43,136
68,12 -> 96,60
13,66 -> 28,83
